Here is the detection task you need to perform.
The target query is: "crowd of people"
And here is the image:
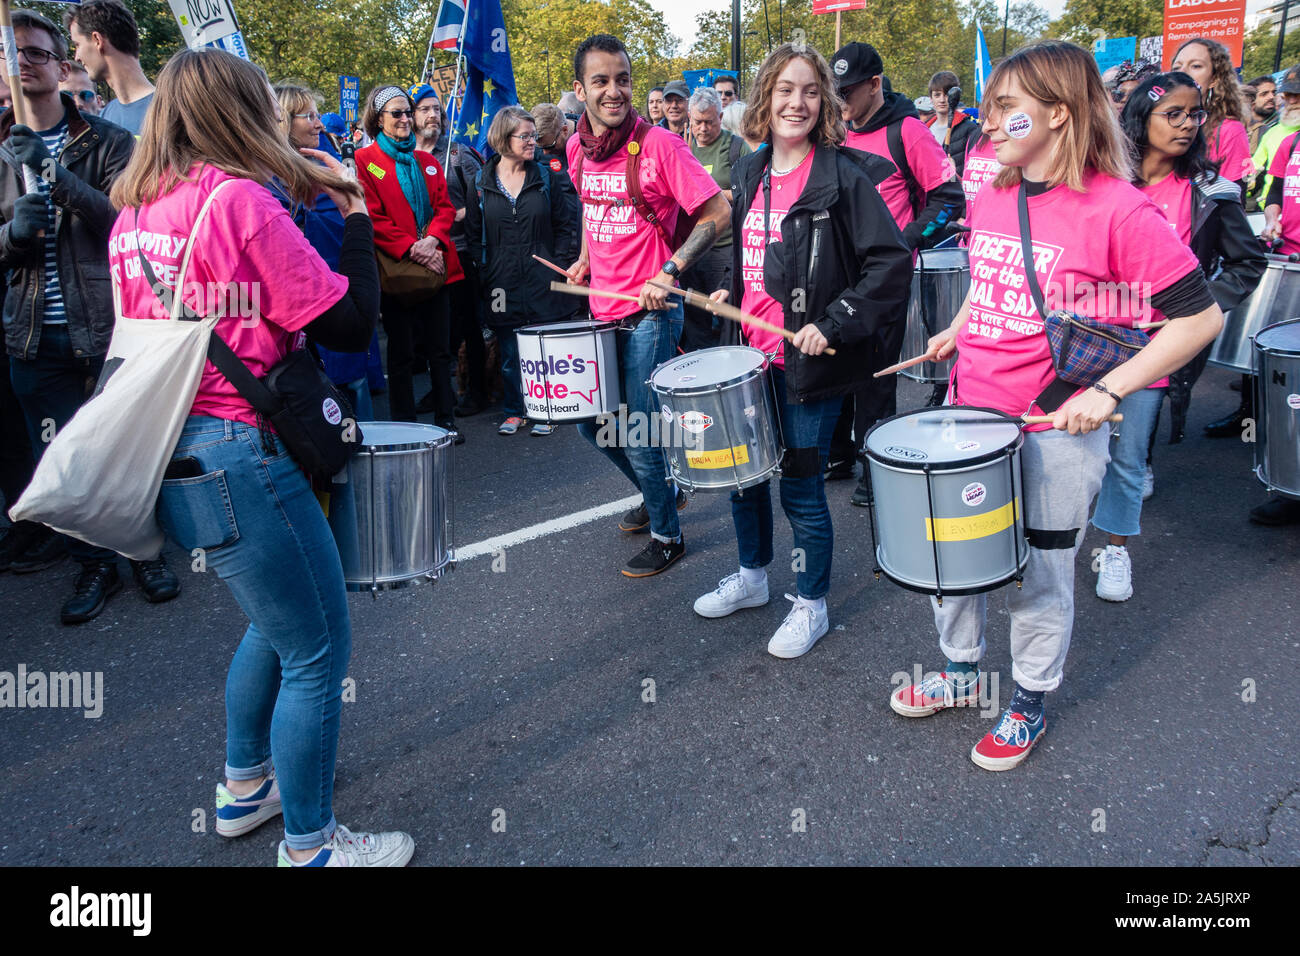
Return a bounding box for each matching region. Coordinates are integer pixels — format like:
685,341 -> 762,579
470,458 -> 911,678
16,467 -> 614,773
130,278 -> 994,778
0,0 -> 1294,864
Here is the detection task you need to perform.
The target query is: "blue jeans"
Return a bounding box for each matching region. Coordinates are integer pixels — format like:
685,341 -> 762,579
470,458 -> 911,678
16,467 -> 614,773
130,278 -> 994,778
730,366 -> 840,599
1091,386 -> 1165,538
156,416 -> 351,849
497,331 -> 525,418
577,303 -> 684,539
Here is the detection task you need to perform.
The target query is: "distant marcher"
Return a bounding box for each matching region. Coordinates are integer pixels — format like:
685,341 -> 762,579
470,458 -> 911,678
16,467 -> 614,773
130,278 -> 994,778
646,85 -> 664,123
713,74 -> 739,108
659,79 -> 689,139
1171,38 -> 1252,190
64,0 -> 153,134
60,61 -> 102,115
928,70 -> 976,178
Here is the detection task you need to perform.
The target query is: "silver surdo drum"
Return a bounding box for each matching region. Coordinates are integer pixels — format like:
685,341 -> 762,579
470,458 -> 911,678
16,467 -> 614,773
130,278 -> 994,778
515,320 -> 621,422
900,248 -> 969,385
649,346 -> 781,493
1254,319 -> 1300,500
1212,254 -> 1300,374
864,408 -> 1028,602
327,422 -> 454,594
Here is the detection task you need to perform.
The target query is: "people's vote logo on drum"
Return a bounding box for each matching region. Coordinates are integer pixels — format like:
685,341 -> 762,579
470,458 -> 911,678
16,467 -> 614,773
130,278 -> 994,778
965,230 -> 1064,341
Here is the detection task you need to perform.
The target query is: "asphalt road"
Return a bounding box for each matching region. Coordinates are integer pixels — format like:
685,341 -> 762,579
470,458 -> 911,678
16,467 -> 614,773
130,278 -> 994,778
1,368 -> 1297,866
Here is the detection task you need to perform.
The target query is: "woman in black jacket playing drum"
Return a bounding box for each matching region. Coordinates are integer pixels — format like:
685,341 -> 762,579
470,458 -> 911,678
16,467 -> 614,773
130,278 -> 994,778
692,42 -> 912,658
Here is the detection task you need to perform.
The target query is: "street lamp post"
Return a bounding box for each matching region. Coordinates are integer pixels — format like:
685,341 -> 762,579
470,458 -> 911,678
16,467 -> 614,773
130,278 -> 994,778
543,48 -> 552,101
742,29 -> 759,89
1275,0 -> 1292,72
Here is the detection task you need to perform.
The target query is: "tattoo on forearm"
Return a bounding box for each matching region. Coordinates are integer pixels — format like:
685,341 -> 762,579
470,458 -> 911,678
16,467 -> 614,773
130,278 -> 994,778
673,220 -> 717,272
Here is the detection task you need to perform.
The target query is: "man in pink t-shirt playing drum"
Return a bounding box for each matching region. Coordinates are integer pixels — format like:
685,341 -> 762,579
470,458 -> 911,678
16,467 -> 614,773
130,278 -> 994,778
564,35 -> 731,578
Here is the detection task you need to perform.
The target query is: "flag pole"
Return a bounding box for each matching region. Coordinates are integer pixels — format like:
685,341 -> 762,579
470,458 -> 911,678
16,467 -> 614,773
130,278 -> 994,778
445,0 -> 471,168
420,22 -> 437,85
1,0 -> 44,206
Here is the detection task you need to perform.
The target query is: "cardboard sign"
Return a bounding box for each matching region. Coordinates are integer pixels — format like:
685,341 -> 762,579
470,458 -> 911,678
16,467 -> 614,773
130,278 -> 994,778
428,63 -> 461,103
1162,0 -> 1248,68
167,0 -> 241,49
339,75 -> 360,123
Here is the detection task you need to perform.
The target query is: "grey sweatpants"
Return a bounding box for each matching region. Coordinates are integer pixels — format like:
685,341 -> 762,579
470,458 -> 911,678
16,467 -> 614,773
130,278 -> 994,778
932,426 -> 1110,692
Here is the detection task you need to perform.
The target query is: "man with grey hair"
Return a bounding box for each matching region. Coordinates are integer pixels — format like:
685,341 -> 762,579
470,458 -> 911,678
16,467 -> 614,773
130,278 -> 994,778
557,90 -> 581,141
681,85 -> 750,351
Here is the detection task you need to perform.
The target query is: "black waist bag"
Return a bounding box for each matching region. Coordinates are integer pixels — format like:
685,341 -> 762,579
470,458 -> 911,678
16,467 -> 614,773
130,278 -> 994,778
136,241 -> 362,481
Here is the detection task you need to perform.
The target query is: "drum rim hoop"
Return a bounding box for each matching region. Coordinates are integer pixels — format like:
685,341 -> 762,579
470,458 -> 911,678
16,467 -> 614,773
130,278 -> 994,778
649,345 -> 770,393
864,405 -> 1025,471
516,320 -> 619,336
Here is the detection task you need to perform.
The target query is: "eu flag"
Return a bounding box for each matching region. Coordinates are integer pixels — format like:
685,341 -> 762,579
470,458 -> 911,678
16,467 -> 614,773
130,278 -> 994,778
452,0 -> 518,153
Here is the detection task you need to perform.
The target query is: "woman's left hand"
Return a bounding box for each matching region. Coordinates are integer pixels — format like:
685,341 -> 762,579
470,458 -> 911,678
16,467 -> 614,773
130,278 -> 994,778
792,323 -> 829,356
1052,388 -> 1119,435
300,146 -> 345,174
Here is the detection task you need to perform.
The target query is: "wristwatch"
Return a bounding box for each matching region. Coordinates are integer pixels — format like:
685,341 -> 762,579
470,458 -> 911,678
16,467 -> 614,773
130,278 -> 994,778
661,259 -> 680,278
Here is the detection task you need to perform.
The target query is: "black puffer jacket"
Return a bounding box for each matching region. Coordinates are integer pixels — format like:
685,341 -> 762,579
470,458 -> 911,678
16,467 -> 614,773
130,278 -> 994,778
465,153 -> 579,329
722,143 -> 912,403
0,94 -> 134,360
941,110 -> 979,179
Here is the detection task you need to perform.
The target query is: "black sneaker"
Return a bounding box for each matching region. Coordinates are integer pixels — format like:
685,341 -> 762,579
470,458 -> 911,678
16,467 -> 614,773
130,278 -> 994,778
436,419 -> 466,445
454,397 -> 488,416
1204,406 -> 1250,438
850,474 -> 872,507
1249,497 -> 1300,526
9,527 -> 68,574
617,489 -> 687,533
621,536 -> 685,577
61,561 -> 123,625
0,522 -> 40,572
824,458 -> 854,480
130,556 -> 181,603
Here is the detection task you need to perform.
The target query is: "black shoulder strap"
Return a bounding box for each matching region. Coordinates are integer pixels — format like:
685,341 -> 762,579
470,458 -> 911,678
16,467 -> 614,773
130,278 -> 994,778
1016,180 -> 1047,319
886,120 -> 921,216
728,130 -> 742,168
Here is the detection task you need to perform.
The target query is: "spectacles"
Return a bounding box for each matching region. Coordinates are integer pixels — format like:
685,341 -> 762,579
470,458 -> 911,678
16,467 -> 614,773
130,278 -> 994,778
564,112 -> 581,122
511,132 -> 539,142
17,46 -> 60,65
292,111 -> 321,122
74,90 -> 97,103
1155,108 -> 1208,127
382,109 -> 414,119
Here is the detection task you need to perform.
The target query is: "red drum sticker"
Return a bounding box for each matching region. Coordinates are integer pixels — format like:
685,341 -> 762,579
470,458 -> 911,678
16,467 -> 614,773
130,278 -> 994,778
679,411 -> 713,433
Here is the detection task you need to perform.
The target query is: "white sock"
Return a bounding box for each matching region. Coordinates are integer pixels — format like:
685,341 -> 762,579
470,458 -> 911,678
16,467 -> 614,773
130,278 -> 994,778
795,595 -> 826,615
739,566 -> 766,587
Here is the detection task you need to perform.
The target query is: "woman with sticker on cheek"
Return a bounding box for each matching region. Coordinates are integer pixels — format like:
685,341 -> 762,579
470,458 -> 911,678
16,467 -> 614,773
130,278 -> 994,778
355,85 -> 464,430
1088,74 -> 1266,601
888,41 -> 1224,772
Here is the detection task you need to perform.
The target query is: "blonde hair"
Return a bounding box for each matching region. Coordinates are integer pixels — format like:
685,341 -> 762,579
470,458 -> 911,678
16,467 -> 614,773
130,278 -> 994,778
487,106 -> 533,155
984,40 -> 1132,191
111,48 -> 361,208
743,43 -> 844,148
531,102 -> 564,149
1171,37 -> 1247,140
274,83 -> 320,143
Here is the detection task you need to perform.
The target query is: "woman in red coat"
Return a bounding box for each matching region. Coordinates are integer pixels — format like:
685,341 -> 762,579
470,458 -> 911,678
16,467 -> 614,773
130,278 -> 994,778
356,85 -> 464,431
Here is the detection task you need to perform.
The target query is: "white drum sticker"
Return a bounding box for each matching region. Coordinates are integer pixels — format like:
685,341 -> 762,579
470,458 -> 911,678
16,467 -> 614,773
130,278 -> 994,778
955,440 -> 981,452
1288,393 -> 1300,410
680,411 -> 713,433
961,481 -> 987,507
322,397 -> 343,425
678,374 -> 696,383
662,404 -> 673,422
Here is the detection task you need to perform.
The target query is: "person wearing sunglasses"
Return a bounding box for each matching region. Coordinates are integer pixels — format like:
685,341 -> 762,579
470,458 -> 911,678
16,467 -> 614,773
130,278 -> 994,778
60,61 -> 103,116
355,85 -> 463,433
1087,72 -> 1267,599
1106,60 -> 1158,116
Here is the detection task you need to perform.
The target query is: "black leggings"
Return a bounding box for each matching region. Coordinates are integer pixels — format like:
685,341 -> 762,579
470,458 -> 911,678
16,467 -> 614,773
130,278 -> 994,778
382,289 -> 453,422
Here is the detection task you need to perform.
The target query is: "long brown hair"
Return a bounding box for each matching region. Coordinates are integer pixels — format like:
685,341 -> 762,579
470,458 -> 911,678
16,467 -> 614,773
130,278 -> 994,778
1171,37 -> 1246,141
111,48 -> 362,208
743,43 -> 845,149
982,40 -> 1131,191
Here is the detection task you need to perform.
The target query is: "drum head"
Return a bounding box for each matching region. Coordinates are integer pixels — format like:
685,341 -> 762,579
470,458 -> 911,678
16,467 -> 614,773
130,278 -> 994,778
518,319 -> 610,336
917,248 -> 969,271
865,407 -> 1021,469
358,421 -> 451,449
1256,320 -> 1300,355
651,346 -> 767,391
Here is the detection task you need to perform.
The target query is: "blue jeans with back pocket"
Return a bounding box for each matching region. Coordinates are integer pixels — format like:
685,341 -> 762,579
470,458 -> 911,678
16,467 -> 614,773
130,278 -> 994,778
156,415 -> 350,850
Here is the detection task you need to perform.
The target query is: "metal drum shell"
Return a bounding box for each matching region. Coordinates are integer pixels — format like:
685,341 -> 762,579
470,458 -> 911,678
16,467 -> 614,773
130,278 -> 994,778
1253,318 -> 1300,500
900,248 -> 969,384
515,320 -> 621,423
1212,255 -> 1300,374
328,422 -> 454,593
864,408 -> 1028,596
650,346 -> 782,493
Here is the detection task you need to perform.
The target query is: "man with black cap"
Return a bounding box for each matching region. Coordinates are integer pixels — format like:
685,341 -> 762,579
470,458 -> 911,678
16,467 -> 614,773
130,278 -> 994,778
659,79 -> 690,140
825,41 -> 965,500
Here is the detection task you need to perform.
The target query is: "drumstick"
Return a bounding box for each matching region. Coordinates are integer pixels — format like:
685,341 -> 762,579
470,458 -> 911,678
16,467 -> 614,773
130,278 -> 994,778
1022,414 -> 1124,424
646,280 -> 836,356
1133,319 -> 1171,330
532,254 -> 573,280
548,281 -> 641,305
874,352 -> 940,377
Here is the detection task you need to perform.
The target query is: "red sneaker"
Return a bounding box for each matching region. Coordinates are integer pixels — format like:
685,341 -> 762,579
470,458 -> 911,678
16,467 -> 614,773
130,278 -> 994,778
970,707 -> 1046,771
889,670 -> 981,717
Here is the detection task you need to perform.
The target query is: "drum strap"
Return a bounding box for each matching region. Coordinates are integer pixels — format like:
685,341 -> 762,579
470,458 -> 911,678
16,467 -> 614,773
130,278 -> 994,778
1024,527 -> 1078,550
1018,183 -> 1080,415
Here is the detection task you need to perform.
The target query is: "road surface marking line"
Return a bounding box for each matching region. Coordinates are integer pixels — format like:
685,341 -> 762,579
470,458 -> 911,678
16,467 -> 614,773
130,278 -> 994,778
456,493 -> 644,561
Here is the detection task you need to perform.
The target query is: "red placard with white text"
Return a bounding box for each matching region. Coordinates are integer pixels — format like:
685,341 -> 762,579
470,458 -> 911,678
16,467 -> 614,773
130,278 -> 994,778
1162,0 -> 1248,67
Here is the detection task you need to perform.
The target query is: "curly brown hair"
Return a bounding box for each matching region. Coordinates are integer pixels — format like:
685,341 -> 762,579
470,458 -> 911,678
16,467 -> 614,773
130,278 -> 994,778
1171,37 -> 1247,141
742,43 -> 845,148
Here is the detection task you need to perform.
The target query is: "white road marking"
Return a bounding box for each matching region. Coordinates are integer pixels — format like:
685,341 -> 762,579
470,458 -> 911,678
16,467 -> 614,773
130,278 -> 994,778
455,493 -> 644,561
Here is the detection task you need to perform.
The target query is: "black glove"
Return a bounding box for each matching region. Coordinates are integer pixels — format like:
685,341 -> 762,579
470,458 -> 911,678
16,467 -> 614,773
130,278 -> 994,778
9,192 -> 48,246
8,125 -> 55,180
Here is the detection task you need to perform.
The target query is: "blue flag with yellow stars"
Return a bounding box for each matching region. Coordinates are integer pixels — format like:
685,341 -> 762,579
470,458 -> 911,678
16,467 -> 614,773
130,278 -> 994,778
452,0 -> 518,153
683,69 -> 738,90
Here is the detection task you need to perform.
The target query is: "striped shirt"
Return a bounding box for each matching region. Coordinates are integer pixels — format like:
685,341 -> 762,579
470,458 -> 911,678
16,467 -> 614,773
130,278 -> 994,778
36,122 -> 68,325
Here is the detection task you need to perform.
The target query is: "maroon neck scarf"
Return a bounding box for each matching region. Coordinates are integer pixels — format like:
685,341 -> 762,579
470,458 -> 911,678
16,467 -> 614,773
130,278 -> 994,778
577,107 -> 642,162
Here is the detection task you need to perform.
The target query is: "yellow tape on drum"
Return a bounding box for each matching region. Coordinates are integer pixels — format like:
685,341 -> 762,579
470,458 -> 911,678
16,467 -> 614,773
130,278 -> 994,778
925,498 -> 1020,542
685,444 -> 751,469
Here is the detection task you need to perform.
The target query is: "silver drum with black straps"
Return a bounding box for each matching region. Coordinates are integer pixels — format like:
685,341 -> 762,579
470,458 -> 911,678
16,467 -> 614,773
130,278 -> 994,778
1254,319 -> 1300,499
327,422 -> 455,594
649,346 -> 782,493
1212,254 -> 1300,374
863,407 -> 1028,602
515,319 -> 621,422
900,248 -> 969,384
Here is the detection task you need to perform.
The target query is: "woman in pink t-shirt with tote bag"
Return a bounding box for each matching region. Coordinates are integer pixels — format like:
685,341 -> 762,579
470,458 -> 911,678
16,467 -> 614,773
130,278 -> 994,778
107,49 -> 413,866
888,41 -> 1224,771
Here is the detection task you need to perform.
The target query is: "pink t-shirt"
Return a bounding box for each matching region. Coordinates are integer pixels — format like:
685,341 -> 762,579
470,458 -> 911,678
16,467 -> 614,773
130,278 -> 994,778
844,116 -> 956,230
1140,172 -> 1193,245
1209,118 -> 1253,184
107,165 -> 348,428
961,137 -> 1002,214
737,149 -> 815,367
954,171 -> 1198,428
1268,131 -> 1300,255
568,124 -> 721,322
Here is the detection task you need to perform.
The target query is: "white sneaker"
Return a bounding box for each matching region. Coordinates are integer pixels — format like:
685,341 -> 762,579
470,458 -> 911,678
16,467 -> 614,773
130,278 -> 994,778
1096,544 -> 1133,602
277,824 -> 415,867
1141,465 -> 1154,501
767,594 -> 829,659
694,571 -> 769,618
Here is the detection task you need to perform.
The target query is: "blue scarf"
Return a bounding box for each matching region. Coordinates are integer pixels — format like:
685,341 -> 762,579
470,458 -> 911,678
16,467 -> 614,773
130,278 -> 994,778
377,131 -> 433,235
